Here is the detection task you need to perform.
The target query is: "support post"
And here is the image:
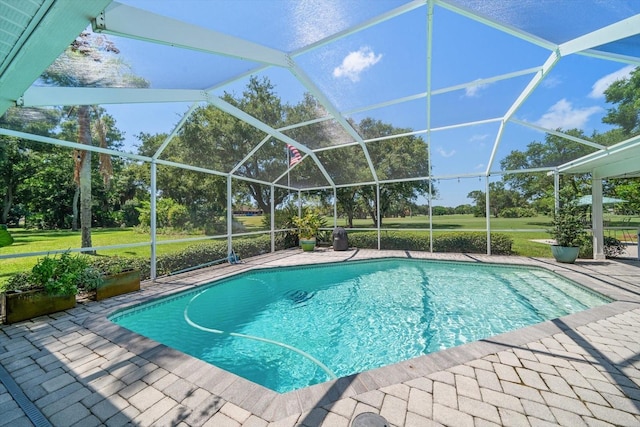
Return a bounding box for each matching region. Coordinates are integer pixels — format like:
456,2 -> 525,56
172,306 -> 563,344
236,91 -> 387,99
271,184 -> 275,253
150,161 -> 157,280
333,188 -> 337,228
376,184 -> 381,250
592,177 -> 605,260
227,175 -> 233,256
485,176 -> 491,255
554,170 -> 560,213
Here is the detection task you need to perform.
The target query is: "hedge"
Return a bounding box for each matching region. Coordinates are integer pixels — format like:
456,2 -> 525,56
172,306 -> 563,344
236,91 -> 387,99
117,235 -> 276,280
347,231 -> 513,255
84,231 -> 512,282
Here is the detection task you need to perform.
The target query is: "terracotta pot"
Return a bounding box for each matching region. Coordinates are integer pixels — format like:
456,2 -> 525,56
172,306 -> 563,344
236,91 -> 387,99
96,270 -> 140,301
3,290 -> 76,324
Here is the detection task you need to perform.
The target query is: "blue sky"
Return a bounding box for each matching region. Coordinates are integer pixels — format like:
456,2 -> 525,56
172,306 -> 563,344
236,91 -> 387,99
104,0 -> 636,207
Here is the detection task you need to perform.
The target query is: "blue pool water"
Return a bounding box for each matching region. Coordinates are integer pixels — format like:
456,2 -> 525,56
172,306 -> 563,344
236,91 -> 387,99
110,259 -> 610,393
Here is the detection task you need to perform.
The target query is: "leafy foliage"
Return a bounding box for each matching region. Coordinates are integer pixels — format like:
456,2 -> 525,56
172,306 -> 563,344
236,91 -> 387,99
347,231 -> 513,254
292,209 -> 325,239
6,252 -> 100,296
579,235 -> 627,259
550,201 -> 587,247
0,224 -> 13,247
603,67 -> 640,135
468,182 -> 528,218
89,256 -> 139,276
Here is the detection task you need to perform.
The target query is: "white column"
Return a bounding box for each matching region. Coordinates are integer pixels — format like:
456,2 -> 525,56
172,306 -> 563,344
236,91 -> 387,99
227,175 -> 233,256
592,177 -> 605,260
376,184 -> 381,250
150,161 -> 157,280
485,176 -> 491,255
270,185 -> 275,253
333,188 -> 337,228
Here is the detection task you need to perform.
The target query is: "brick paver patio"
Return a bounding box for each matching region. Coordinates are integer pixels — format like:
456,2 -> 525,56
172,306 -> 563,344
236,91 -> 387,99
1,249 -> 639,426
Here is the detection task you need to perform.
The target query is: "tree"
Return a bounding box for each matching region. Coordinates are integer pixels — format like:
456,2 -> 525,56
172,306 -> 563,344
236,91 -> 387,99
355,119 -> 431,227
58,109 -> 128,230
603,66 -> 640,135
0,107 -> 60,225
179,77 -> 291,214
467,182 -> 525,218
136,132 -> 227,231
500,130 -> 599,209
40,31 -> 148,249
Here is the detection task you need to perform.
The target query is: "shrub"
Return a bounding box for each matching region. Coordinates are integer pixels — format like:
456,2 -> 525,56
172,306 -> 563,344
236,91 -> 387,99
604,236 -> 626,257
579,235 -> 626,259
347,231 -> 513,255
500,207 -> 536,218
550,202 -> 587,247
89,256 -> 139,276
7,252 -> 97,296
0,224 -> 13,247
5,272 -> 35,292
126,235 -> 274,279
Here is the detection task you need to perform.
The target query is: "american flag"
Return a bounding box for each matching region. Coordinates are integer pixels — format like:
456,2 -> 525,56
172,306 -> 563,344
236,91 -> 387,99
286,144 -> 302,166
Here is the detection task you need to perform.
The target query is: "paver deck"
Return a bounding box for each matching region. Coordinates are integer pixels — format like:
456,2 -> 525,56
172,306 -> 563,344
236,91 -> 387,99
1,249 -> 639,426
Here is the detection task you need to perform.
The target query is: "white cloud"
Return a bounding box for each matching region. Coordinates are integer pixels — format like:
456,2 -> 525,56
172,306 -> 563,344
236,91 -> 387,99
534,98 -> 602,130
464,81 -> 489,97
333,47 -> 382,82
470,134 -> 489,142
589,65 -> 634,99
436,147 -> 456,158
541,75 -> 562,89
475,163 -> 485,170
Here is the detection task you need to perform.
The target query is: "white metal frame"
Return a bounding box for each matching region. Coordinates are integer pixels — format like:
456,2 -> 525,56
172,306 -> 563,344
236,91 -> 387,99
2,1 -> 640,271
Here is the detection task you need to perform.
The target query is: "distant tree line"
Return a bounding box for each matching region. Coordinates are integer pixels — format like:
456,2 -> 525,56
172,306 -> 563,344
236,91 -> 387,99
464,67 -> 640,218
0,76 -> 433,234
3,32 -> 640,239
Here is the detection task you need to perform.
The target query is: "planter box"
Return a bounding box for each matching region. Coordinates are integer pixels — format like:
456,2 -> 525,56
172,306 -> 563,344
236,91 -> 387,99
3,290 -> 76,324
96,270 -> 140,301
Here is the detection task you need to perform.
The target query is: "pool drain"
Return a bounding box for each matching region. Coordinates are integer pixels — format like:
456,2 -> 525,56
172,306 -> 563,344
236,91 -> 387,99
351,412 -> 389,427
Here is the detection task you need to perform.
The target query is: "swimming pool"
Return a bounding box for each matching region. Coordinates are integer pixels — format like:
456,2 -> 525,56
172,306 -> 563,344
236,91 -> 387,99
110,258 -> 610,393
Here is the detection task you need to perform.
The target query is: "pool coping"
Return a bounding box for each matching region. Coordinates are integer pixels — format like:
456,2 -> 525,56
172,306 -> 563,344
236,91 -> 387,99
79,249 -> 640,422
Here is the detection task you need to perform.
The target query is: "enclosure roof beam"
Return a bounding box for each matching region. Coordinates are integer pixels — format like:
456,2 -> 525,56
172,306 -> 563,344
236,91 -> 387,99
153,103 -> 200,160
510,118 -> 606,150
288,61 -> 380,183
207,95 -> 336,188
290,0 -> 425,57
436,0 -> 556,51
0,0 -> 111,116
485,51 -> 561,172
20,87 -> 208,106
559,14 -> 640,56
94,2 -> 290,67
0,127 -> 150,163
229,134 -> 270,175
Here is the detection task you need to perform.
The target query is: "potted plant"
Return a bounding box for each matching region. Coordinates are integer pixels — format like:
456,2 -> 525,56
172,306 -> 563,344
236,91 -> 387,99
1,252 -> 99,324
549,201 -> 587,263
292,209 -> 325,252
89,256 -> 141,300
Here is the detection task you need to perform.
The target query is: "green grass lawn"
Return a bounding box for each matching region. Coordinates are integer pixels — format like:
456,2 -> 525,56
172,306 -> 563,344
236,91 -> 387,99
2,214 -> 637,287
0,228 -> 227,286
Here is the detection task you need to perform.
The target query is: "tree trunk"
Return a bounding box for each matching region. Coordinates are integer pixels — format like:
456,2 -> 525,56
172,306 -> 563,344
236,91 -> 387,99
2,184 -> 12,224
72,186 -> 79,231
78,105 -> 93,252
